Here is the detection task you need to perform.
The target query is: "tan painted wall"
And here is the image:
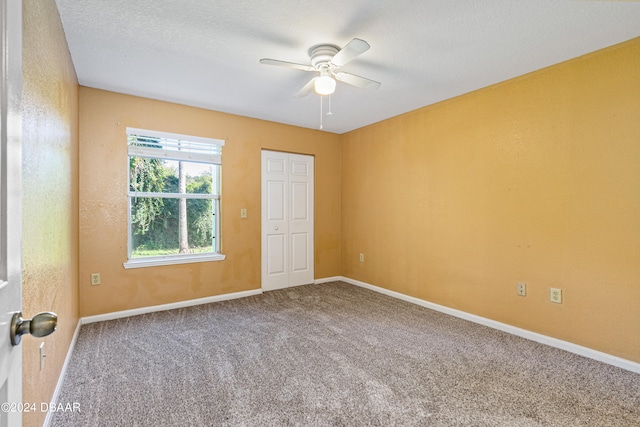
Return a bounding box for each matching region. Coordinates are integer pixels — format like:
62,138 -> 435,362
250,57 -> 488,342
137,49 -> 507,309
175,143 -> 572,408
78,88 -> 341,316
341,38 -> 640,363
22,1 -> 80,426
18,4 -> 639,422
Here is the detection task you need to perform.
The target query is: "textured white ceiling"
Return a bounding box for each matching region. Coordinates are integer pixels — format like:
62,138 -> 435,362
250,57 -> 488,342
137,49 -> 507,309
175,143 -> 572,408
55,0 -> 640,134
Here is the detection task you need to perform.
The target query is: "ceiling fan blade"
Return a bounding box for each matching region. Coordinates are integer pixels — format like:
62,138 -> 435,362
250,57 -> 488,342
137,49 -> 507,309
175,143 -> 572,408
330,38 -> 370,68
334,72 -> 381,90
294,77 -> 317,98
260,58 -> 315,72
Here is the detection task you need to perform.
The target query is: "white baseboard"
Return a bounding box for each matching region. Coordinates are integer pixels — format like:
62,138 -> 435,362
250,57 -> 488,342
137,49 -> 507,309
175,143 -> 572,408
314,276 -> 343,284
43,318 -> 82,427
338,276 -> 640,374
81,288 -> 262,324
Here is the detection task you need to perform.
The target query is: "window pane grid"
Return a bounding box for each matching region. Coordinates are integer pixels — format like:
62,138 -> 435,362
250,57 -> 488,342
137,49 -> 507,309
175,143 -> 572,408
129,197 -> 217,258
127,130 -> 222,262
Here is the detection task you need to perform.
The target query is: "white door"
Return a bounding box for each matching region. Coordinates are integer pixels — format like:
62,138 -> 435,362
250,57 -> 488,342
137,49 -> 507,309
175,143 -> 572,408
261,151 -> 314,291
0,0 -> 23,426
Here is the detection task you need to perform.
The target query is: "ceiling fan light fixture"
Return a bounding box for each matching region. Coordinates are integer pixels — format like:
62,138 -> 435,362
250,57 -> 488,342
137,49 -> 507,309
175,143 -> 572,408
314,75 -> 336,95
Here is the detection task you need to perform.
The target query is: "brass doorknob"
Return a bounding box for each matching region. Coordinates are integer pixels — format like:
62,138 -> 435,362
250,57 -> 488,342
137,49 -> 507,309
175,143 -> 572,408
10,311 -> 57,346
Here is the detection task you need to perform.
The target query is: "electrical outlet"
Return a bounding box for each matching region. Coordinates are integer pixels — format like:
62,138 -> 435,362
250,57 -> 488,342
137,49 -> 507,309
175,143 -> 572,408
550,288 -> 562,304
240,208 -> 247,218
517,282 -> 526,296
91,273 -> 101,286
359,253 -> 364,263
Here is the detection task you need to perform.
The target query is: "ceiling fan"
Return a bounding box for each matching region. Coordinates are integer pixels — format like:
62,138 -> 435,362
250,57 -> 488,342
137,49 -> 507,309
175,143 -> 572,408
260,38 -> 381,97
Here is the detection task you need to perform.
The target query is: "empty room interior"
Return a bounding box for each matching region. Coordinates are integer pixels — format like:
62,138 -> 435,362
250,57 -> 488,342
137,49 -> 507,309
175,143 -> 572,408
6,0 -> 640,426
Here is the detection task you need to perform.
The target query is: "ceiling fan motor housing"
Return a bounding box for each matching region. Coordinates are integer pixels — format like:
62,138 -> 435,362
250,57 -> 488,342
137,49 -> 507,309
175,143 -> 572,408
259,38 -> 380,99
309,45 -> 339,70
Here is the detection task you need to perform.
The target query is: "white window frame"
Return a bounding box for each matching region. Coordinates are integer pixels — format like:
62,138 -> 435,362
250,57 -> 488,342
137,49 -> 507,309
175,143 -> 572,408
123,127 -> 226,269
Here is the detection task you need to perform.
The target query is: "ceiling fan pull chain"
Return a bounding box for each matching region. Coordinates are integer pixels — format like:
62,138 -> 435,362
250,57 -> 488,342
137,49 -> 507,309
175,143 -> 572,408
319,95 -> 324,130
327,95 -> 333,116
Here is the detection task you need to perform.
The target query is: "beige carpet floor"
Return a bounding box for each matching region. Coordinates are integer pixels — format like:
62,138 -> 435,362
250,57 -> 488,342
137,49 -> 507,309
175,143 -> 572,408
50,281 -> 640,426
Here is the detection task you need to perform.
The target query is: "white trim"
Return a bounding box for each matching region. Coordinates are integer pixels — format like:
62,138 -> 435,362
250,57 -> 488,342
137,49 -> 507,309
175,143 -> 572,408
81,288 -> 262,324
314,276 -> 343,284
338,276 -> 640,374
43,319 -> 82,427
123,253 -> 226,269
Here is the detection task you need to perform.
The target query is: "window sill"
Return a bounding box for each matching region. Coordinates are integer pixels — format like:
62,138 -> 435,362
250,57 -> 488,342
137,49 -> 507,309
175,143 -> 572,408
123,253 -> 226,269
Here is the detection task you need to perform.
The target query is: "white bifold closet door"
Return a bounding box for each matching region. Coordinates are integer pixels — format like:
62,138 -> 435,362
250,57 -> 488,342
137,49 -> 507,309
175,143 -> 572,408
261,150 -> 314,291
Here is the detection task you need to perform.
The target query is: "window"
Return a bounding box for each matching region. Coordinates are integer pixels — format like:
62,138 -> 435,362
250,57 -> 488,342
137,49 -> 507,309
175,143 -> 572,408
123,128 -> 225,269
